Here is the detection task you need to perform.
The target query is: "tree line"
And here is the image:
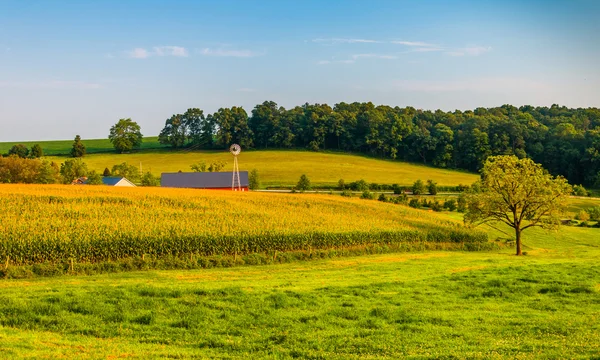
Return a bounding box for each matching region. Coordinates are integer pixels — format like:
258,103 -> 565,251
157,102 -> 600,187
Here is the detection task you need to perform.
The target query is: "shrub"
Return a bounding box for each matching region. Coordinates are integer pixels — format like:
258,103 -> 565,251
249,169 -> 260,190
573,185 -> 589,197
587,206 -> 600,221
111,162 -> 140,182
86,171 -> 103,185
30,144 -> 43,158
444,199 -> 457,211
369,183 -> 380,191
378,193 -> 387,202
8,144 -> 29,159
427,180 -> 438,195
392,184 -> 403,195
338,179 -> 345,190
296,174 -> 311,192
350,179 -> 369,192
340,190 -> 352,197
141,172 -> 159,187
430,201 -> 443,212
408,199 -> 420,208
457,194 -> 467,213
361,191 -> 375,200
103,168 -> 111,177
412,180 -> 425,195
575,210 -> 590,222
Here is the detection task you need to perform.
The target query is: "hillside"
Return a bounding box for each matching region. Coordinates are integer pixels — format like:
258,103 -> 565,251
0,137 -> 167,156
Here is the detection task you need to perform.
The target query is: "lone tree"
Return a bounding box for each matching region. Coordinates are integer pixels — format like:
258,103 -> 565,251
109,118 -> 143,153
296,174 -> 311,192
464,155 -> 572,256
71,135 -> 86,157
249,169 -> 260,190
30,144 -> 43,158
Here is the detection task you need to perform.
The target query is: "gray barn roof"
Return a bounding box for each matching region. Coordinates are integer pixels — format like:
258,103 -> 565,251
161,171 -> 249,189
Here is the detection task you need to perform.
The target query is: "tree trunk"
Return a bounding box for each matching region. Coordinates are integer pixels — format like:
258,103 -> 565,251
515,227 -> 522,256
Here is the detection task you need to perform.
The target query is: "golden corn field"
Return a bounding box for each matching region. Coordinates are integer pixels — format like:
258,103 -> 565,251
0,185 -> 488,266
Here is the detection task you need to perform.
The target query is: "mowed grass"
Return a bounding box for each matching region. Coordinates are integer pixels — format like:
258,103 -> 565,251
0,137 -> 167,156
0,223 -> 598,358
46,149 -> 479,187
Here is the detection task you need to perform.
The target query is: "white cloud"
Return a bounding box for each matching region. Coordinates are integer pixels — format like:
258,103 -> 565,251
200,48 -> 261,58
153,46 -> 188,57
391,41 -> 437,47
312,38 -> 382,44
393,77 -> 547,93
446,46 -> 492,57
128,48 -> 150,59
352,53 -> 397,60
0,80 -> 101,90
317,59 -> 355,65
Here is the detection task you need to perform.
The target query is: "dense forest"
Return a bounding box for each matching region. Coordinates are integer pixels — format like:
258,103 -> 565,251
158,102 -> 600,187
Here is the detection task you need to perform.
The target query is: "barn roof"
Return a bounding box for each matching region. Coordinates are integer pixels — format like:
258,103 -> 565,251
102,177 -> 135,186
161,172 -> 249,189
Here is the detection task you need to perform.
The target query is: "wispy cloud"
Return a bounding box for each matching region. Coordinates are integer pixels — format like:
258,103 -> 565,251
312,38 -> 382,44
127,46 -> 189,59
352,53 -> 397,60
317,59 -> 355,65
0,80 -> 102,90
200,48 -> 262,58
393,77 -> 546,92
153,46 -> 188,57
446,46 -> 492,57
391,41 -> 437,47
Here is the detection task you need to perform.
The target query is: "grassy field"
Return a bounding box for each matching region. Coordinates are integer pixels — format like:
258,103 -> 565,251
0,218 -> 598,358
0,137 -> 167,156
42,149 -> 479,187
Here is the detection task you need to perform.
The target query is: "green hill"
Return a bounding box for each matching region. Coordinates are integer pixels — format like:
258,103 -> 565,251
0,137 -> 167,156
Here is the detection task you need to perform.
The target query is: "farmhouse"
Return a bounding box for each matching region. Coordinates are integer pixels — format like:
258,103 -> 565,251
100,177 -> 136,187
161,171 -> 249,191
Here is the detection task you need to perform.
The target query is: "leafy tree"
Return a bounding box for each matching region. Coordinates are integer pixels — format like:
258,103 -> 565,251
8,144 -> 29,158
360,191 -> 374,199
573,185 -> 588,197
337,179 -> 346,190
111,162 -> 140,182
378,193 -> 387,202
412,180 -> 425,195
103,168 -> 111,176
587,206 -> 600,221
60,158 -> 88,183
159,114 -> 187,148
465,155 -> 572,255
86,171 -> 103,185
296,174 -> 311,192
190,162 -> 207,172
109,118 -> 143,153
0,156 -> 58,183
208,161 -> 226,172
70,135 -> 86,158
30,144 -> 43,158
249,169 -> 260,190
141,172 -> 159,186
444,199 -> 457,211
427,180 -> 438,195
575,210 -> 590,222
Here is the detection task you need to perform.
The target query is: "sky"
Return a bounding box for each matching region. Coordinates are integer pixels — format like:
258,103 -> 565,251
1,0 -> 599,141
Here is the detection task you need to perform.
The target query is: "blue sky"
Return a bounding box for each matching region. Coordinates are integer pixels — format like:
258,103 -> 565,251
1,0 -> 599,141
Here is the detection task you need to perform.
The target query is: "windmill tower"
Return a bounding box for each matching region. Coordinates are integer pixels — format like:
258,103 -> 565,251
230,144 -> 241,191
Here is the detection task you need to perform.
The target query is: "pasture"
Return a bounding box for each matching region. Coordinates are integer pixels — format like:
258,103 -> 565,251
0,137 -> 167,156
0,217 -> 598,358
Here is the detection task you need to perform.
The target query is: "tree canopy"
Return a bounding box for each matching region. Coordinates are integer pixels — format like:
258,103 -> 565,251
71,135 -> 86,158
464,155 -> 572,255
109,118 -> 143,153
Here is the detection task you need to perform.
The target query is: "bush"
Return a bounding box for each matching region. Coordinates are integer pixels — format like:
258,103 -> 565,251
444,199 -> 457,211
457,194 -> 467,213
369,183 -> 381,191
361,191 -> 375,200
350,179 -> 369,192
587,206 -> 600,221
408,199 -> 420,208
296,174 -> 311,192
392,184 -> 403,195
575,210 -> 590,222
30,144 -> 43,158
573,185 -> 589,197
60,158 -> 88,183
378,193 -> 387,202
427,180 -> 438,195
8,144 -> 29,158
430,201 -> 443,212
249,169 -> 260,190
86,171 -> 103,185
111,162 -> 140,182
338,179 -> 345,190
412,180 -> 425,195
340,190 -> 352,197
141,172 -> 159,187
103,168 -> 111,176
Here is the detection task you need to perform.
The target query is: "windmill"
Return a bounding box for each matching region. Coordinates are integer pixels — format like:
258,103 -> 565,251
230,144 -> 241,191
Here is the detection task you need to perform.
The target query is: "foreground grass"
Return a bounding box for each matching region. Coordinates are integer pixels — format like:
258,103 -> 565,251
0,223 -> 598,358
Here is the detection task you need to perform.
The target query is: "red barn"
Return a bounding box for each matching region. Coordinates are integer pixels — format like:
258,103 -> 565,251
160,171 -> 249,191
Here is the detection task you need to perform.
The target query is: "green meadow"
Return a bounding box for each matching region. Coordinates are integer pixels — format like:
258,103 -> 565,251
0,137 -> 167,156
0,212 -> 598,359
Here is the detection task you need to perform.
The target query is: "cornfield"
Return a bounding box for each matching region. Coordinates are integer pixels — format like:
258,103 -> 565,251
0,185 -> 488,265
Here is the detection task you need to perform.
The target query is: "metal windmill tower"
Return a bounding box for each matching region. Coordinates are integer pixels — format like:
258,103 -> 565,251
230,144 -> 241,191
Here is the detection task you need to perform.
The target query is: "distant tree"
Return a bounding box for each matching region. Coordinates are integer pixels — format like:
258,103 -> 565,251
86,171 -> 103,185
8,144 -> 29,158
60,158 -> 88,183
353,179 -> 369,192
296,174 -> 311,192
159,114 -> 187,148
412,179 -> 425,195
575,210 -> 590,222
337,179 -> 346,190
141,172 -> 159,186
360,191 -> 374,199
0,156 -> 54,183
70,135 -> 86,158
444,199 -> 457,211
30,144 -> 43,158
465,155 -> 572,256
573,185 -> 589,197
427,180 -> 438,195
190,162 -> 207,172
587,206 -> 600,221
378,193 -> 387,202
109,118 -> 143,153
111,162 -> 140,182
103,167 -> 111,177
37,161 -> 60,184
249,169 -> 260,190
